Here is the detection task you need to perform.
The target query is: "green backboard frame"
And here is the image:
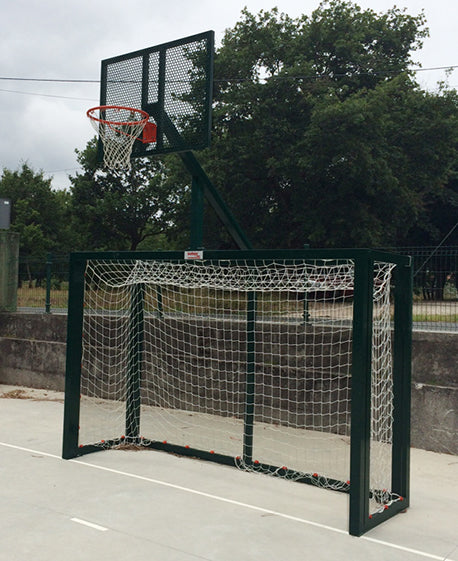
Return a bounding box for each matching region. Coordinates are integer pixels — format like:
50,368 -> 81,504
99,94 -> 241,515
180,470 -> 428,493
99,30 -> 214,159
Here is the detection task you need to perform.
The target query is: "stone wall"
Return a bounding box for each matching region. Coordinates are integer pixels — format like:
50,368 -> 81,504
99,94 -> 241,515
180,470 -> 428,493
0,312 -> 456,454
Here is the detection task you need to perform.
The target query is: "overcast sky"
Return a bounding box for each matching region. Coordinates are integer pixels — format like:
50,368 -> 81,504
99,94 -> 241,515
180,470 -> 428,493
0,0 -> 456,191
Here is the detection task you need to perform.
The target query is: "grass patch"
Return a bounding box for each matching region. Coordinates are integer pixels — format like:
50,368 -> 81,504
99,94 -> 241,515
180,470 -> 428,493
15,286 -> 458,326
412,314 -> 458,323
17,287 -> 68,309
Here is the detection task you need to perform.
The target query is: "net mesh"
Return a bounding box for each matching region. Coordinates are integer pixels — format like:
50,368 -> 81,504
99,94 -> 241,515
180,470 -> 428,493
78,257 -> 396,511
88,106 -> 149,170
369,262 -> 398,514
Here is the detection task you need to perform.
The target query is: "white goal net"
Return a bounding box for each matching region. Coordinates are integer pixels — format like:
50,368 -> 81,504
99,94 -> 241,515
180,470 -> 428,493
76,256 -> 397,516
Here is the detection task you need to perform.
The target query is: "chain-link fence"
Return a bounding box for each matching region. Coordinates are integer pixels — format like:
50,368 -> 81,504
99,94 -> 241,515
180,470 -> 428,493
385,246 -> 457,332
17,253 -> 69,313
16,248 -> 458,331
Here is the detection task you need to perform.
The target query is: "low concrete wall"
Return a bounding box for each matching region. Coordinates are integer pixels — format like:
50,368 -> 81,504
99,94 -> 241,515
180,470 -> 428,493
0,313 -> 66,391
0,312 -> 456,454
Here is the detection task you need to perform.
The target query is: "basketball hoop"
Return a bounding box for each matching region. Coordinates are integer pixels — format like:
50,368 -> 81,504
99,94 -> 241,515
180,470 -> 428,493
87,105 -> 154,170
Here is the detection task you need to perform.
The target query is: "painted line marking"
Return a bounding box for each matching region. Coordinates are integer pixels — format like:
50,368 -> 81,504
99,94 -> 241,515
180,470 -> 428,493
361,536 -> 450,560
72,458 -> 348,534
0,441 -> 455,561
0,442 -> 61,459
71,517 -> 108,532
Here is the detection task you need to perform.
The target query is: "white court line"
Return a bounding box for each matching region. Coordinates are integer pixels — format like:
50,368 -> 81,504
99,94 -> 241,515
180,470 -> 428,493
71,517 -> 108,532
0,441 -> 454,561
0,441 -> 62,459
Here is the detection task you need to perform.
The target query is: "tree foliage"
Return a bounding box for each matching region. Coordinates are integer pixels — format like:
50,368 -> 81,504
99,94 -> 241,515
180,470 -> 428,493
2,1 -> 457,256
200,1 -> 457,249
69,139 -> 189,251
0,163 -> 73,256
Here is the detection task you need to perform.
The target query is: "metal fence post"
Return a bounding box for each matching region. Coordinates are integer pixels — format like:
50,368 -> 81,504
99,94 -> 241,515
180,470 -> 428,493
45,253 -> 52,313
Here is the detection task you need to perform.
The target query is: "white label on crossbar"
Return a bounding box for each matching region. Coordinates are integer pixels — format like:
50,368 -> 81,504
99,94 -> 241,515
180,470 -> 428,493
184,250 -> 203,260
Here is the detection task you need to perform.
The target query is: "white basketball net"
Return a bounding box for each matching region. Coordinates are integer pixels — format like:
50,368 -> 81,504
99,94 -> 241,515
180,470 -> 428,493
88,106 -> 148,170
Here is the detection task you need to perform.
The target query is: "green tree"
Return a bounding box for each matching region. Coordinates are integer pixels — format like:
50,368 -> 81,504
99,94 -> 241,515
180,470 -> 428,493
0,163 -> 72,256
69,138 -> 189,251
198,2 -> 457,249
299,76 -> 458,247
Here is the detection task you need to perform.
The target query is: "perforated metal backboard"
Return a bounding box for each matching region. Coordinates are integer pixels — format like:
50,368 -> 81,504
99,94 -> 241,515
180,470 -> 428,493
99,30 -> 214,159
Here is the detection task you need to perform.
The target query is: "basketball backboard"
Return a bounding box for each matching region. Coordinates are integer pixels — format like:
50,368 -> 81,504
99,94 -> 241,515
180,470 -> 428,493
98,30 -> 214,160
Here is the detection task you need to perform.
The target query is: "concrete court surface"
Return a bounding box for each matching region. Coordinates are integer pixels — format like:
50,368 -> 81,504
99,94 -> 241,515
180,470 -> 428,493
0,385 -> 457,561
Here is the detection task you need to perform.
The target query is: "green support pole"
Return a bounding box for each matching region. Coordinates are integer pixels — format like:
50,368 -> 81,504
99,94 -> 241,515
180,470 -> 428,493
45,253 -> 52,313
190,175 -> 204,250
62,255 -> 86,459
147,105 -> 252,250
125,282 -> 145,440
243,291 -> 257,464
180,151 -> 252,250
302,295 -> 310,324
302,244 -> 311,323
391,260 -> 413,504
349,254 -> 374,536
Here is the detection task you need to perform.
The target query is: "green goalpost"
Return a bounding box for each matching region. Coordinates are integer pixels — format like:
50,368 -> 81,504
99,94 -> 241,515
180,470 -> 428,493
62,248 -> 412,536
